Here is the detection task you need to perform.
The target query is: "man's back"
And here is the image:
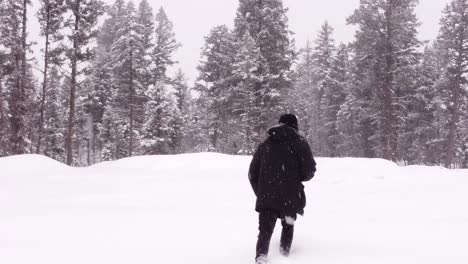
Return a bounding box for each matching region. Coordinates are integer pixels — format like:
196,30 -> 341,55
249,123 -> 316,217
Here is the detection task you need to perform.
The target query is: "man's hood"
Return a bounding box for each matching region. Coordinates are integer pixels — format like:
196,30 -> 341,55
267,123 -> 299,142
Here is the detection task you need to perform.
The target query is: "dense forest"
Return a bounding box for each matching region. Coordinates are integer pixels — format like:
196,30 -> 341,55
0,0 -> 467,168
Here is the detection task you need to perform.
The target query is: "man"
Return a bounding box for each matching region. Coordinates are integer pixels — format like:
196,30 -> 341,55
248,114 -> 316,264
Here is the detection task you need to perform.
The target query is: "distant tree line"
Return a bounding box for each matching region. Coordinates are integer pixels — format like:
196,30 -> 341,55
0,0 -> 466,168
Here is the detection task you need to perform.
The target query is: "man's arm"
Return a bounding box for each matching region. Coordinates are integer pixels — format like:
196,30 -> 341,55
248,145 -> 262,196
298,139 -> 316,182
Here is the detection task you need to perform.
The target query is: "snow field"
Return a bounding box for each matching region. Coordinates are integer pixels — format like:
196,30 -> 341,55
0,153 -> 467,264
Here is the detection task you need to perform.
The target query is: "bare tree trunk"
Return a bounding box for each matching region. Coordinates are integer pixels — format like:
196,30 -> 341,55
445,24 -> 465,168
86,137 -> 90,165
129,48 -> 134,157
92,128 -> 96,164
383,3 -> 397,161
21,0 -> 27,98
66,0 -> 80,165
445,80 -> 461,168
37,5 -> 51,154
0,78 -> 5,155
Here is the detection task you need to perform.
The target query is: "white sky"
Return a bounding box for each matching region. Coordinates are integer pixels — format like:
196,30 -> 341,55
29,0 -> 452,83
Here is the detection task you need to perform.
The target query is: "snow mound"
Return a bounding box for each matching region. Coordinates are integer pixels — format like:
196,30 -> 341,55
0,153 -> 467,264
0,154 -> 68,177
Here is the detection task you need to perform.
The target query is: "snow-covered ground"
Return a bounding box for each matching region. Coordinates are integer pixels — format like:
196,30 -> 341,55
0,153 -> 467,264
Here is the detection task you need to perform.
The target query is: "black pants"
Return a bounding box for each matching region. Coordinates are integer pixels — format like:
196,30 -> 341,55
256,210 -> 296,259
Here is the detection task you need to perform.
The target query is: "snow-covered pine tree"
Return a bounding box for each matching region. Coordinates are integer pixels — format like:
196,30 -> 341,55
152,7 -> 180,83
324,43 -> 348,157
64,0 -> 104,165
233,0 -> 295,142
88,0 -> 127,162
289,40 -> 315,145
138,6 -> 180,155
36,0 -> 66,154
336,69 -> 363,157
434,0 -> 468,168
1,0 -> 33,155
137,0 -> 154,89
231,32 -> 263,154
170,69 -> 189,154
97,0 -> 126,51
402,45 -> 444,165
82,46 -> 113,163
394,53 -> 424,164
195,25 -> 236,151
311,21 -> 337,156
184,93 -> 211,152
140,81 -> 174,154
347,0 -> 421,161
41,66 -> 65,161
99,106 -> 116,161
110,0 -> 146,157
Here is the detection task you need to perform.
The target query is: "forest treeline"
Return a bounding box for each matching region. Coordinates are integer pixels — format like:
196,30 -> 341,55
0,0 -> 467,168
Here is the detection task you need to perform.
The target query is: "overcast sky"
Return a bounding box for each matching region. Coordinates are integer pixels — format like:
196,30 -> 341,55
29,0 -> 452,83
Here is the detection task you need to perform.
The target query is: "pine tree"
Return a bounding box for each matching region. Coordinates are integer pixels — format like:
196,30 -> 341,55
231,32 -> 263,153
170,69 -> 189,153
196,25 -> 235,151
91,0 -> 126,162
64,0 -> 105,165
402,45 -> 443,165
289,40 -> 315,145
136,6 -> 181,155
336,73 -> 363,157
153,7 -> 180,83
137,0 -> 155,88
324,43 -> 348,157
42,66 -> 65,161
1,0 -> 33,154
434,0 -> 468,168
312,21 -> 336,156
99,105 -> 117,161
184,95 -> 211,152
233,0 -> 295,141
36,0 -> 66,154
97,0 -> 126,51
83,46 -> 113,163
140,82 -> 174,154
347,0 -> 421,160
110,0 -> 146,157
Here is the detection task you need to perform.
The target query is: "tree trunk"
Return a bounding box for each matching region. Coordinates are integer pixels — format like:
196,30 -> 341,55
445,77 -> 461,168
21,0 -> 27,96
0,78 -> 5,156
66,0 -> 80,165
129,48 -> 134,157
37,5 -> 51,154
383,3 -> 396,161
87,137 -> 90,165
445,19 -> 465,168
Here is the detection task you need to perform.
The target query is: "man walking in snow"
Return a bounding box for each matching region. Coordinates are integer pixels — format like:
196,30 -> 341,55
249,114 -> 316,264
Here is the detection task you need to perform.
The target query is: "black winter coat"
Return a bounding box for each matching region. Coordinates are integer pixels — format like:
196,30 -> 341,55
248,124 -> 316,216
